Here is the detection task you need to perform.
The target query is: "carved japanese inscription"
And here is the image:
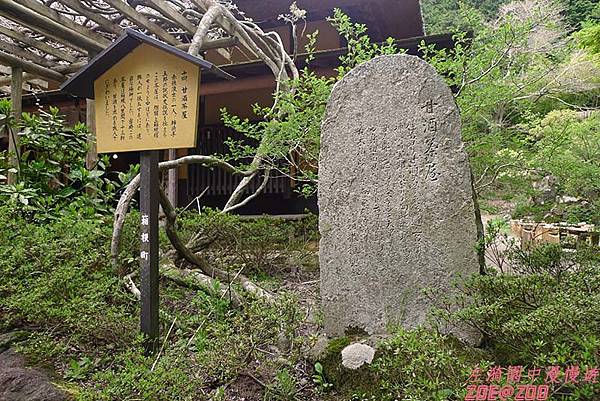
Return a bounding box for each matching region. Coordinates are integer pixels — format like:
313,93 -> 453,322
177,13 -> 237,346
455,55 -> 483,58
318,54 -> 481,339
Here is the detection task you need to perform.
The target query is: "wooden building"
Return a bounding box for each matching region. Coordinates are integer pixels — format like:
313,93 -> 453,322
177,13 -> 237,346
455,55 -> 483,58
1,0 -> 455,214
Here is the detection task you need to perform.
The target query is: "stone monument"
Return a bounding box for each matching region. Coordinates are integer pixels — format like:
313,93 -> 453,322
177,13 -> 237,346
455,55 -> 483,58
319,54 -> 482,338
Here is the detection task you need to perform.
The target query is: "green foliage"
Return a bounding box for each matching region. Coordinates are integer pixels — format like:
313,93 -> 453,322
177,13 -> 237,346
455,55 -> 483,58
575,13 -> 600,64
422,0 -> 598,34
221,8 -> 402,197
0,206 -> 138,366
564,0 -> 600,28
77,342 -> 204,401
220,63 -> 331,195
319,331 -> 485,401
176,209 -> 318,274
419,0 -> 600,204
421,0 -> 488,34
0,206 -> 305,399
80,294 -> 302,400
371,328 -> 486,401
65,357 -> 93,381
265,368 -> 299,401
312,361 -> 333,392
440,231 -> 600,398
327,8 -> 399,77
528,111 -> 600,201
0,106 -> 118,220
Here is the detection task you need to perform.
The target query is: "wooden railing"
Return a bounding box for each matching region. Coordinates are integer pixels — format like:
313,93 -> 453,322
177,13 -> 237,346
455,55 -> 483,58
187,125 -> 290,198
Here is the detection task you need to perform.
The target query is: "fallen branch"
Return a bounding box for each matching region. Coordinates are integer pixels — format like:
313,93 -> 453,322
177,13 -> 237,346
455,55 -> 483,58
159,187 -> 274,301
111,155 -> 255,270
124,272 -> 141,300
160,261 -> 242,307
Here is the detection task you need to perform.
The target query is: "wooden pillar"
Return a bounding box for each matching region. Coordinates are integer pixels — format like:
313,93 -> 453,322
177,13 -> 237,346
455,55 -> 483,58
167,149 -> 178,207
85,51 -> 98,171
8,66 -> 22,185
85,99 -> 97,170
140,150 -> 160,353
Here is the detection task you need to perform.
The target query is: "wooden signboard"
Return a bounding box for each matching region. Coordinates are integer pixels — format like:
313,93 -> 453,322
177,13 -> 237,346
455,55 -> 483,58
94,43 -> 200,153
60,29 -> 232,353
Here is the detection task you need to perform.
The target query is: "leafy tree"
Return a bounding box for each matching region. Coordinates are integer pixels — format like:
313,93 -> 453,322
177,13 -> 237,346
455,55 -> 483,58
420,0 -> 599,197
221,8 -> 398,196
563,0 -> 600,28
523,110 -> 600,202
422,0 -> 600,34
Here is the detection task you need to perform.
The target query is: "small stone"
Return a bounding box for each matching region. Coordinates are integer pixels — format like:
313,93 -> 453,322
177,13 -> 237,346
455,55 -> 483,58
341,343 -> 375,370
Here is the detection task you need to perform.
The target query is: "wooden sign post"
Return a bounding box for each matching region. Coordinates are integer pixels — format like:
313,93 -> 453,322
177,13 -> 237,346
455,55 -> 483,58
139,150 -> 160,349
60,29 -> 232,352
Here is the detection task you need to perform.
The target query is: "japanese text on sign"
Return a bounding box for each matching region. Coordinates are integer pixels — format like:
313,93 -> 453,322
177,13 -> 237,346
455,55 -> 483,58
94,43 -> 200,153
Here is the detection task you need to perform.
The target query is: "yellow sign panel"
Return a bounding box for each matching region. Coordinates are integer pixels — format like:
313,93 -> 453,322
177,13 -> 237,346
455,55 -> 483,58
94,43 -> 200,153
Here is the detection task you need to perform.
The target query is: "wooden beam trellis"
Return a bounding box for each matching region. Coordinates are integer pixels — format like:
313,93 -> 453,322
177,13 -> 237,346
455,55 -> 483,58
0,50 -> 66,82
0,3 -> 91,54
0,0 -> 247,96
0,72 -> 30,87
0,25 -> 78,63
56,0 -> 124,36
0,60 -> 89,87
102,0 -> 180,46
178,36 -> 238,51
12,0 -> 111,49
0,40 -> 53,67
144,0 -> 197,34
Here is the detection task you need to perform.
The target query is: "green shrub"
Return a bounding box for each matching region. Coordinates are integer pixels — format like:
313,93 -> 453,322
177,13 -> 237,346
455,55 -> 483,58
529,111 -> 600,202
77,341 -> 203,401
372,328 -> 487,401
437,237 -> 600,399
176,209 -> 319,274
319,330 -> 486,401
0,205 -> 304,399
0,104 -> 121,220
78,294 -> 302,400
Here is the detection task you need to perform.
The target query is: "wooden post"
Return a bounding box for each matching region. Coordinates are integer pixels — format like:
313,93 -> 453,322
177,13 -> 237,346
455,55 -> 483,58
85,51 -> 98,172
167,149 -> 178,207
140,150 -> 160,353
85,99 -> 97,170
8,66 -> 22,185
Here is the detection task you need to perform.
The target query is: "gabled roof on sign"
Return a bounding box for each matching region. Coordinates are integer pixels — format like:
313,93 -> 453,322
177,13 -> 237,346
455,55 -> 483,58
60,29 -> 235,99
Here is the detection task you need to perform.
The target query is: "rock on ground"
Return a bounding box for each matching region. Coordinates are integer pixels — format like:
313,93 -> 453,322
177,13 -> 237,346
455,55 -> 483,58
341,343 -> 376,370
0,349 -> 67,401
